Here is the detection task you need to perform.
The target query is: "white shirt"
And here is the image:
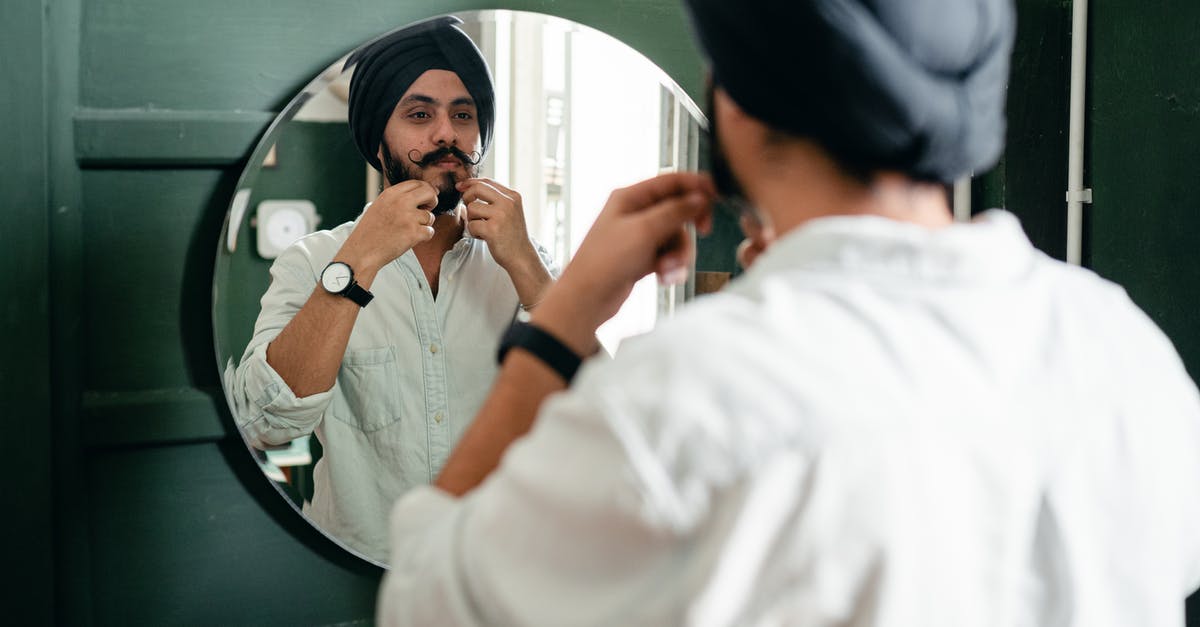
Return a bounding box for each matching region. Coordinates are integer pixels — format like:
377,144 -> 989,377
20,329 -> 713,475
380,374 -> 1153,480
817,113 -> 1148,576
379,211 -> 1200,626
224,214 -> 555,563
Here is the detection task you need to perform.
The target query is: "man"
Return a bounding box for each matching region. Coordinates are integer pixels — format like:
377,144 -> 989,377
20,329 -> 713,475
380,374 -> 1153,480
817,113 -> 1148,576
380,1 -> 1200,625
226,16 -> 555,563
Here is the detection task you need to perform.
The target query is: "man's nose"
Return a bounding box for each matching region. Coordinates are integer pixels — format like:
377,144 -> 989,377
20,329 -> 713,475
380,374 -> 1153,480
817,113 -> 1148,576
431,114 -> 457,146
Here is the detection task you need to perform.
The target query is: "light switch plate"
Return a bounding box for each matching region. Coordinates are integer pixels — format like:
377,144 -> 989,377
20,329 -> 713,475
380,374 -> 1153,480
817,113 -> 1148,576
255,199 -> 320,259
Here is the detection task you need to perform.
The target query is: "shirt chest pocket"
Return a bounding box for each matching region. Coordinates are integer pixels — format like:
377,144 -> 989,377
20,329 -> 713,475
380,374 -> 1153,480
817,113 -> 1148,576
329,346 -> 404,433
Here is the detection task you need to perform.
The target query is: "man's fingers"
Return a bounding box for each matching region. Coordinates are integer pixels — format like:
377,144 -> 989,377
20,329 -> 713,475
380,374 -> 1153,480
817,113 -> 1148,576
695,210 -> 714,237
458,177 -> 516,198
464,200 -> 496,221
415,189 -> 439,211
466,218 -> 493,240
634,191 -> 712,245
609,172 -> 715,215
390,179 -> 438,199
654,227 -> 695,286
620,192 -> 707,287
386,179 -> 438,211
459,180 -> 511,206
460,188 -> 500,206
389,179 -> 428,194
656,228 -> 692,266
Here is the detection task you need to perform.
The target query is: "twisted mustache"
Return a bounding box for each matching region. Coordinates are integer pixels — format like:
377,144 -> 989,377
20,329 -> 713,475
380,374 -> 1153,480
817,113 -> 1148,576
407,145 -> 482,168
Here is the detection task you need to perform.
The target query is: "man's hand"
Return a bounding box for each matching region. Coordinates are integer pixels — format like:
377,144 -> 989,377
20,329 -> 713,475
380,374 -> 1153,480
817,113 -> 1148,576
532,172 -> 716,355
458,178 -> 540,272
338,180 -> 440,276
459,177 -> 554,309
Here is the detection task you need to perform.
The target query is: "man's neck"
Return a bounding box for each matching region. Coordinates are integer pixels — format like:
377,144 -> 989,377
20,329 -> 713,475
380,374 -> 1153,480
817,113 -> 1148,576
414,208 -> 466,257
747,143 -> 953,237
410,208 -> 465,297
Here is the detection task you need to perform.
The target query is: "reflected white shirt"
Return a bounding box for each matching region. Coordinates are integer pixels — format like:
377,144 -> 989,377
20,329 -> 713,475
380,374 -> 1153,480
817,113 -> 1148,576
225,213 -> 555,563
379,211 -> 1200,626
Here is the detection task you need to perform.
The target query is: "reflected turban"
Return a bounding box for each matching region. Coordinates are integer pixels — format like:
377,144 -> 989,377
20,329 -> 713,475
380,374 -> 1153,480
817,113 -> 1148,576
345,16 -> 495,172
682,0 -> 1015,182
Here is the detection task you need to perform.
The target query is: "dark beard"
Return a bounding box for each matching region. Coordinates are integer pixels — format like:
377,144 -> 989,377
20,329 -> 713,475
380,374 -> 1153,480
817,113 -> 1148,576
706,82 -> 755,221
380,140 -> 478,216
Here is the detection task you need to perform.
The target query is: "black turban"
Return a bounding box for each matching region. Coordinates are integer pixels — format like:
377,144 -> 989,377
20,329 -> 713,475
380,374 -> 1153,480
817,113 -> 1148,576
682,0 -> 1015,182
345,16 -> 495,172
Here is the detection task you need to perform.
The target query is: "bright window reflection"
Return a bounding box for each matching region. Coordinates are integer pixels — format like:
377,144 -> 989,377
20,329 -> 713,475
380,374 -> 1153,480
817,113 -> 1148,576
481,11 -> 698,354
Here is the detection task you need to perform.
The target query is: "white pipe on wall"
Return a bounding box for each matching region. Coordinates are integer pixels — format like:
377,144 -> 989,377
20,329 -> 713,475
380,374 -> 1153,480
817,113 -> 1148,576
1066,0 -> 1092,265
953,175 -> 972,222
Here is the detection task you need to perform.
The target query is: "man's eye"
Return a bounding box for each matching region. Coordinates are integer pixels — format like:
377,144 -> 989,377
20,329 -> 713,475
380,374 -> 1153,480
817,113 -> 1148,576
454,112 -> 474,120
409,111 -> 430,119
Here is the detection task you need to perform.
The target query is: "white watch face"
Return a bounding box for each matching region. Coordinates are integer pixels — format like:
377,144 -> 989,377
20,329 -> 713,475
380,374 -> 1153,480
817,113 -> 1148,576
321,262 -> 353,293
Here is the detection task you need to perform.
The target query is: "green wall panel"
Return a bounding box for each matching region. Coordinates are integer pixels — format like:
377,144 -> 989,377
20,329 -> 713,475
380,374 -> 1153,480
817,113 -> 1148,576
47,0 -> 93,621
972,0 -> 1071,261
999,0 -> 1072,259
79,0 -> 704,112
81,169 -> 234,393
75,109 -> 276,167
87,442 -> 378,626
1089,1 -> 1200,382
0,0 -> 53,624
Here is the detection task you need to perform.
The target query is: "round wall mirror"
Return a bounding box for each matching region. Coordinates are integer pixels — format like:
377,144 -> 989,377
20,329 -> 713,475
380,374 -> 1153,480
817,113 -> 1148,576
213,9 -> 705,567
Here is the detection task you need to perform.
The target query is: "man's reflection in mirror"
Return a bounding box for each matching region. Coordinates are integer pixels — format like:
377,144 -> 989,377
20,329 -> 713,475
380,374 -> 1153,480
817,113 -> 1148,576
225,16 -> 556,563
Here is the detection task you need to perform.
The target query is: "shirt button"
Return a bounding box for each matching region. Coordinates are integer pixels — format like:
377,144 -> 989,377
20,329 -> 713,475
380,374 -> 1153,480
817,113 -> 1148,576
429,343 -> 439,354
434,412 -> 444,423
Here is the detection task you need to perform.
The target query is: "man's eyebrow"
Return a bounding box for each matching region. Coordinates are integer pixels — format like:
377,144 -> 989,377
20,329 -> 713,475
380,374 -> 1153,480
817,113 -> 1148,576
398,94 -> 476,107
399,94 -> 437,107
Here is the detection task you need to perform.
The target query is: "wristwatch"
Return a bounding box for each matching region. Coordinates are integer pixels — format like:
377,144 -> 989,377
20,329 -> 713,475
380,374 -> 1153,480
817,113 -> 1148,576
320,261 -> 374,307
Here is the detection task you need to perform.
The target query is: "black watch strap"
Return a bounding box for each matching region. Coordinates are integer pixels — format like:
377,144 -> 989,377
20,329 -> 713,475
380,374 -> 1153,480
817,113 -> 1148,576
497,321 -> 583,383
342,282 -> 374,307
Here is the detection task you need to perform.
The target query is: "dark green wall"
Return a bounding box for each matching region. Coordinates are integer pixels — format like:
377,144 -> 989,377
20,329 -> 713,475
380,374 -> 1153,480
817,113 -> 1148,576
975,0 -> 1073,259
1,1 -> 52,625
5,0 -> 1200,624
1090,2 -> 1200,386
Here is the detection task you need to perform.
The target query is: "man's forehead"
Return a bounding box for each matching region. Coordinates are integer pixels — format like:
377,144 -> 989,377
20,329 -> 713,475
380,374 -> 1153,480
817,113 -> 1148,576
397,69 -> 474,106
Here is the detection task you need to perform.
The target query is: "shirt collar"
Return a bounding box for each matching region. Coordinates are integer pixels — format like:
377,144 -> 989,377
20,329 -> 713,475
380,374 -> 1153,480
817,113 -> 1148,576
744,210 -> 1038,286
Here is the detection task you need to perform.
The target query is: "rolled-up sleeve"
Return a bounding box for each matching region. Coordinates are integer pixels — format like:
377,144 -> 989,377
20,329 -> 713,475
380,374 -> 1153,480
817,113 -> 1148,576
532,239 -> 561,279
223,242 -> 336,448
